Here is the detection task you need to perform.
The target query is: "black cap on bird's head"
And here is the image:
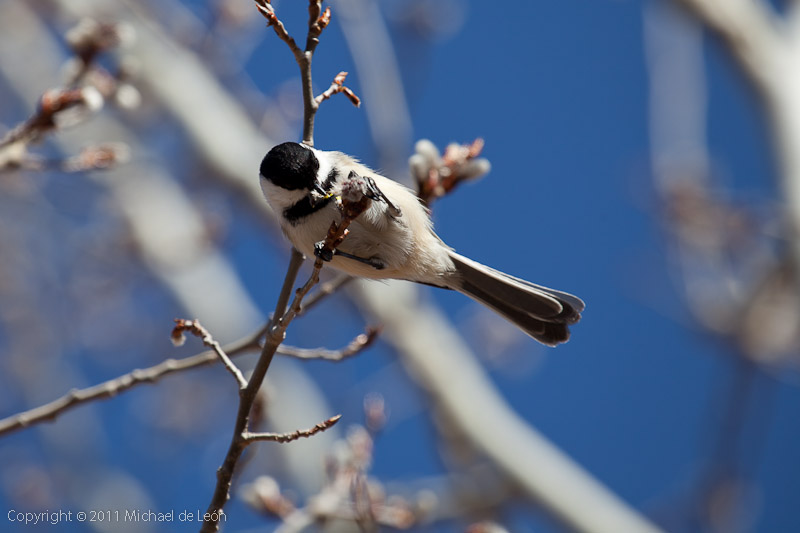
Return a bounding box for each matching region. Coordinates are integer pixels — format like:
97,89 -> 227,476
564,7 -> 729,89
260,142 -> 320,191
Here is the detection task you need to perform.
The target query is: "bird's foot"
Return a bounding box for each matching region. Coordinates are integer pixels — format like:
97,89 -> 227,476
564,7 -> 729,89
313,241 -> 334,262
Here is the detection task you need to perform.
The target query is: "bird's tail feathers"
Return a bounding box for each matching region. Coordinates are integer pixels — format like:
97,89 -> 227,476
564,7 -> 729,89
446,252 -> 584,346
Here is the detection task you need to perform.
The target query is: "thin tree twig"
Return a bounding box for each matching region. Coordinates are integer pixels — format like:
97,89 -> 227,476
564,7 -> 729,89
200,179 -> 373,532
254,0 -> 301,57
64,18 -> 133,87
0,306 -> 370,439
0,17 -> 133,172
254,0 -> 334,145
172,318 -> 248,389
272,248 -> 305,324
0,88 -> 101,150
314,71 -> 361,107
244,414 -> 342,443
277,326 -> 380,361
298,273 -> 353,316
0,331 -> 261,437
200,250 -> 306,533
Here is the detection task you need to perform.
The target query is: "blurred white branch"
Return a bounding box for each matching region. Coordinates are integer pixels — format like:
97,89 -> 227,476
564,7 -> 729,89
351,281 -> 662,533
57,0 -> 274,215
646,4 -> 798,527
2,0 -> 340,495
334,0 -> 413,176
674,0 -> 781,91
675,0 -> 800,283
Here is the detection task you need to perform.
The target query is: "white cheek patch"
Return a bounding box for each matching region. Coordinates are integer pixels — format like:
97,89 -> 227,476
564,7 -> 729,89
311,148 -> 333,188
260,178 -> 308,213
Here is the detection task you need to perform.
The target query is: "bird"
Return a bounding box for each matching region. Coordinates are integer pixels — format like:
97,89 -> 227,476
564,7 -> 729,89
259,141 -> 584,346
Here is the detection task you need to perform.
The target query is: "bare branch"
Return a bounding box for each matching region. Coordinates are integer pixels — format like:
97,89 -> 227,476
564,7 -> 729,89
298,273 -> 353,316
0,16 -> 135,173
253,0 -> 348,145
0,87 -> 102,150
61,143 -> 130,172
200,182 -> 374,531
204,181 -> 373,526
672,0 -> 782,95
172,318 -> 248,389
244,414 -> 342,444
277,326 -> 380,361
0,330 -> 261,437
253,0 -> 302,58
272,248 -> 306,324
200,251 -> 306,533
305,2 -> 330,53
64,18 -> 134,86
314,71 -> 361,107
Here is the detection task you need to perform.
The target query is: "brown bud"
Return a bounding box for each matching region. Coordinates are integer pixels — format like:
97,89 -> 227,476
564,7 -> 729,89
342,87 -> 361,108
333,71 -> 348,86
318,6 -> 332,29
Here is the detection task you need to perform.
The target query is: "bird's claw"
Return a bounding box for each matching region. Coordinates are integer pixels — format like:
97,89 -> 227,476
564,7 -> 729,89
365,176 -> 402,218
314,241 -> 334,262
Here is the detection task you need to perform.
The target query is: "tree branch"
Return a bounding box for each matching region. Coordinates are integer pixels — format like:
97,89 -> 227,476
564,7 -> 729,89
672,0 -> 800,305
254,0 -> 337,145
0,330 -> 261,437
172,318 -> 248,389
244,414 -> 341,443
297,273 -> 353,316
673,0 -> 782,95
276,326 -> 380,361
0,248 -> 358,440
199,174 -> 374,532
351,281 -> 664,533
271,248 -> 306,324
314,71 -> 361,107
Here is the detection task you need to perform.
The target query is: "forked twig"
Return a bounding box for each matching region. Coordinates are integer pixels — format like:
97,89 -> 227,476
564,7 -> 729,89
315,71 -> 361,107
0,331 -> 262,437
253,0 -> 358,145
172,319 -> 248,389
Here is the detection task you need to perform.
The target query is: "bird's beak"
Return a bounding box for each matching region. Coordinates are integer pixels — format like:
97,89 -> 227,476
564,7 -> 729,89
309,184 -> 326,207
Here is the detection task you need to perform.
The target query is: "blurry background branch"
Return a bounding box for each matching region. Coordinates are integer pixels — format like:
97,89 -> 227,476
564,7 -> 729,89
0,315 -> 373,439
0,0 -> 341,499
645,1 -> 800,530
351,282 -> 662,533
675,0 -> 800,292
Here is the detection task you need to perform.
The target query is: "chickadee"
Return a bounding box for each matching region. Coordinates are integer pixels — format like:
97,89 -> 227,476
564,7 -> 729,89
259,142 -> 584,346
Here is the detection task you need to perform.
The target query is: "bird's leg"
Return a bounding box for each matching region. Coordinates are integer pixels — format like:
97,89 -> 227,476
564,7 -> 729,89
313,241 -> 385,270
334,250 -> 386,270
